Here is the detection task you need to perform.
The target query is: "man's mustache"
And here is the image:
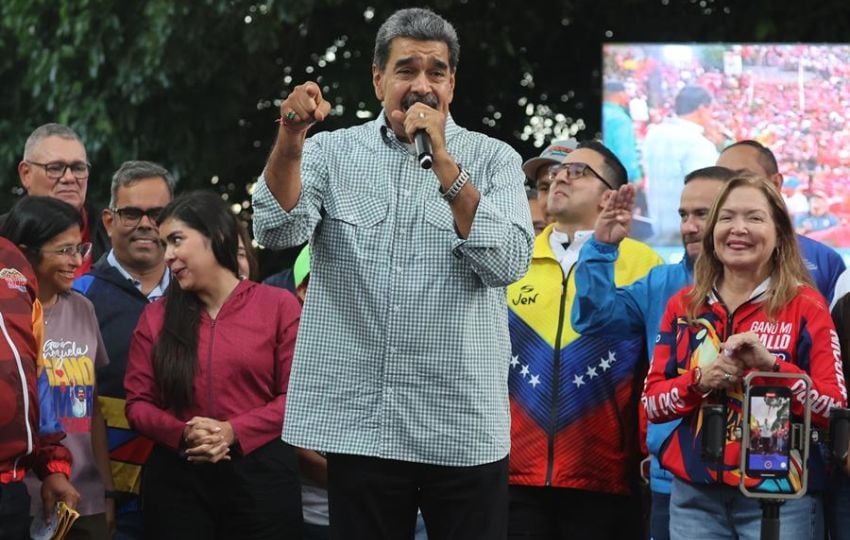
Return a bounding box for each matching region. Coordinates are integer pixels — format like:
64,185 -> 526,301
402,93 -> 439,110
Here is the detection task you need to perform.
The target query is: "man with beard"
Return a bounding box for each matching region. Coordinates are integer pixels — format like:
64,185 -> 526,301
74,161 -> 174,539
571,166 -> 735,540
251,7 -> 533,539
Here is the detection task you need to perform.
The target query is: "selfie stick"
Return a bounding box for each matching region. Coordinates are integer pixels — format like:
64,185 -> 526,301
760,501 -> 780,540
739,372 -> 812,540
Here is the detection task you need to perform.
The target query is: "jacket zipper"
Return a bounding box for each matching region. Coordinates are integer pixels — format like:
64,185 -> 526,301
207,318 -> 216,418
714,290 -> 760,484
717,307 -> 734,485
545,267 -> 573,486
0,313 -> 34,465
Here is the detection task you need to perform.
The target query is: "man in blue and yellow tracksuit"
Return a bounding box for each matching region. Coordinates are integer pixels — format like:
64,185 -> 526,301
507,140 -> 662,539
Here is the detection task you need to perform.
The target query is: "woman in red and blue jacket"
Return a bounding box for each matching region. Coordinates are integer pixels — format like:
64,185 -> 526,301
644,175 -> 846,539
0,236 -> 77,536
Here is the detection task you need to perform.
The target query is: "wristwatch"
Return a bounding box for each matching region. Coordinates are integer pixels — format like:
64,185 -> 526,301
688,366 -> 711,396
440,165 -> 470,202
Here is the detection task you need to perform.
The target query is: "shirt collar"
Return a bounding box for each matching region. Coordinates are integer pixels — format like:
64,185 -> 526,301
106,250 -> 170,300
547,229 -> 593,259
708,277 -> 771,306
669,116 -> 706,134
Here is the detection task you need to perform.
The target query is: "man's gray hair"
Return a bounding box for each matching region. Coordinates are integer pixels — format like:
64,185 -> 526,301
109,160 -> 175,208
373,8 -> 460,72
23,123 -> 85,160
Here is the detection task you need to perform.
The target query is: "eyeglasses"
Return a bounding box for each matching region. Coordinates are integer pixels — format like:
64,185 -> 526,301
26,160 -> 91,180
548,162 -> 614,190
110,206 -> 164,227
41,242 -> 93,259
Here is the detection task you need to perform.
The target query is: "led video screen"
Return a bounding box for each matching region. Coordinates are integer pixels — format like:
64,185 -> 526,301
602,44 -> 850,261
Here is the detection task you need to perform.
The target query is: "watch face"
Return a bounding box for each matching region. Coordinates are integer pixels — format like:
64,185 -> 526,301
693,366 -> 701,386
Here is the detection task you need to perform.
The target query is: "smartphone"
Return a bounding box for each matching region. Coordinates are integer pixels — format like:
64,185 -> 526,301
745,385 -> 792,478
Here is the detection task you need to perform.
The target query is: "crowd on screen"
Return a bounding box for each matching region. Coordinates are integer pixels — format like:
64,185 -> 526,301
605,44 -> 850,247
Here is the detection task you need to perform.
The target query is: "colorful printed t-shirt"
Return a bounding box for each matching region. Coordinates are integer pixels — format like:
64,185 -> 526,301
26,291 -> 109,517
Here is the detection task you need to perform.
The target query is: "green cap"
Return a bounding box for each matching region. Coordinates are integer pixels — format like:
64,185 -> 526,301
293,244 -> 310,288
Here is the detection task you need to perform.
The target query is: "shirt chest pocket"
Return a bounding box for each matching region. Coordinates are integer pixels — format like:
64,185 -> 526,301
420,198 -> 457,250
416,198 -> 466,276
320,195 -> 389,264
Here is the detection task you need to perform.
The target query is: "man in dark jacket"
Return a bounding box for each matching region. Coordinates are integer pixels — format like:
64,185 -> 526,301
6,123 -> 110,276
74,160 -> 174,539
0,237 -> 78,539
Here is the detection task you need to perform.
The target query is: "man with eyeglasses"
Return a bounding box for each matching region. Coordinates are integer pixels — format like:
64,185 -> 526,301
74,160 -> 174,540
8,123 -> 110,277
521,139 -> 578,231
506,140 -> 662,539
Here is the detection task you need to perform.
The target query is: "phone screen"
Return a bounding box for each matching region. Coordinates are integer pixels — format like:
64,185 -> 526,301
745,387 -> 791,477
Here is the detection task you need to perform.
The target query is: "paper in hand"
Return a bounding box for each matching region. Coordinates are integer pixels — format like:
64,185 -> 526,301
30,501 -> 80,540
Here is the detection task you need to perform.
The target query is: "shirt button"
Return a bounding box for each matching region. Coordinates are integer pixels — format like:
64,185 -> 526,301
392,305 -> 400,312
399,228 -> 407,235
389,346 -> 398,354
394,266 -> 403,274
401,189 -> 410,197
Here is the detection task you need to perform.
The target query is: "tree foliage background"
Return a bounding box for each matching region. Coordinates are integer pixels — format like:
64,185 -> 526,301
2,0 -> 849,267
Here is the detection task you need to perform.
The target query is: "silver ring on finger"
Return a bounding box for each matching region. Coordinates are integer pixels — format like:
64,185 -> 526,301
724,372 -> 731,381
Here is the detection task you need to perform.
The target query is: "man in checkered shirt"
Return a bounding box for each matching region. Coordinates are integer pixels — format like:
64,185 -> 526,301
251,7 -> 533,539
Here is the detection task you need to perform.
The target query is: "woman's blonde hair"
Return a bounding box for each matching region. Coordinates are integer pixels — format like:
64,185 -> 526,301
686,174 -> 812,321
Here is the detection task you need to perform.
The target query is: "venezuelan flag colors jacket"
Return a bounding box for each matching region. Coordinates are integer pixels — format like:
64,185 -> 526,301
507,227 -> 662,495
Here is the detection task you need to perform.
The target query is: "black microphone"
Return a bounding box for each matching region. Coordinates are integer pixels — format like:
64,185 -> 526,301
402,93 -> 439,170
415,130 -> 433,169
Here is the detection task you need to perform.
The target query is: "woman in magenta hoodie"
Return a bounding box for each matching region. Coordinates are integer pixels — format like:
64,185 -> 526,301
124,191 -> 303,539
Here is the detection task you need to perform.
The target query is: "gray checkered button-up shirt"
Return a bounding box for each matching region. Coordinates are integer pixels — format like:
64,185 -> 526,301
253,115 -> 533,467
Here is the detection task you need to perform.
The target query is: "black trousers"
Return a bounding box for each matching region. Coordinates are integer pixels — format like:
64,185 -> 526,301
0,481 -> 29,540
507,485 -> 644,540
327,453 -> 509,540
141,439 -> 303,540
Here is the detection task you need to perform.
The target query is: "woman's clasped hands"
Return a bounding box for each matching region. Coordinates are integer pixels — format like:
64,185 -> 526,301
182,417 -> 236,463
